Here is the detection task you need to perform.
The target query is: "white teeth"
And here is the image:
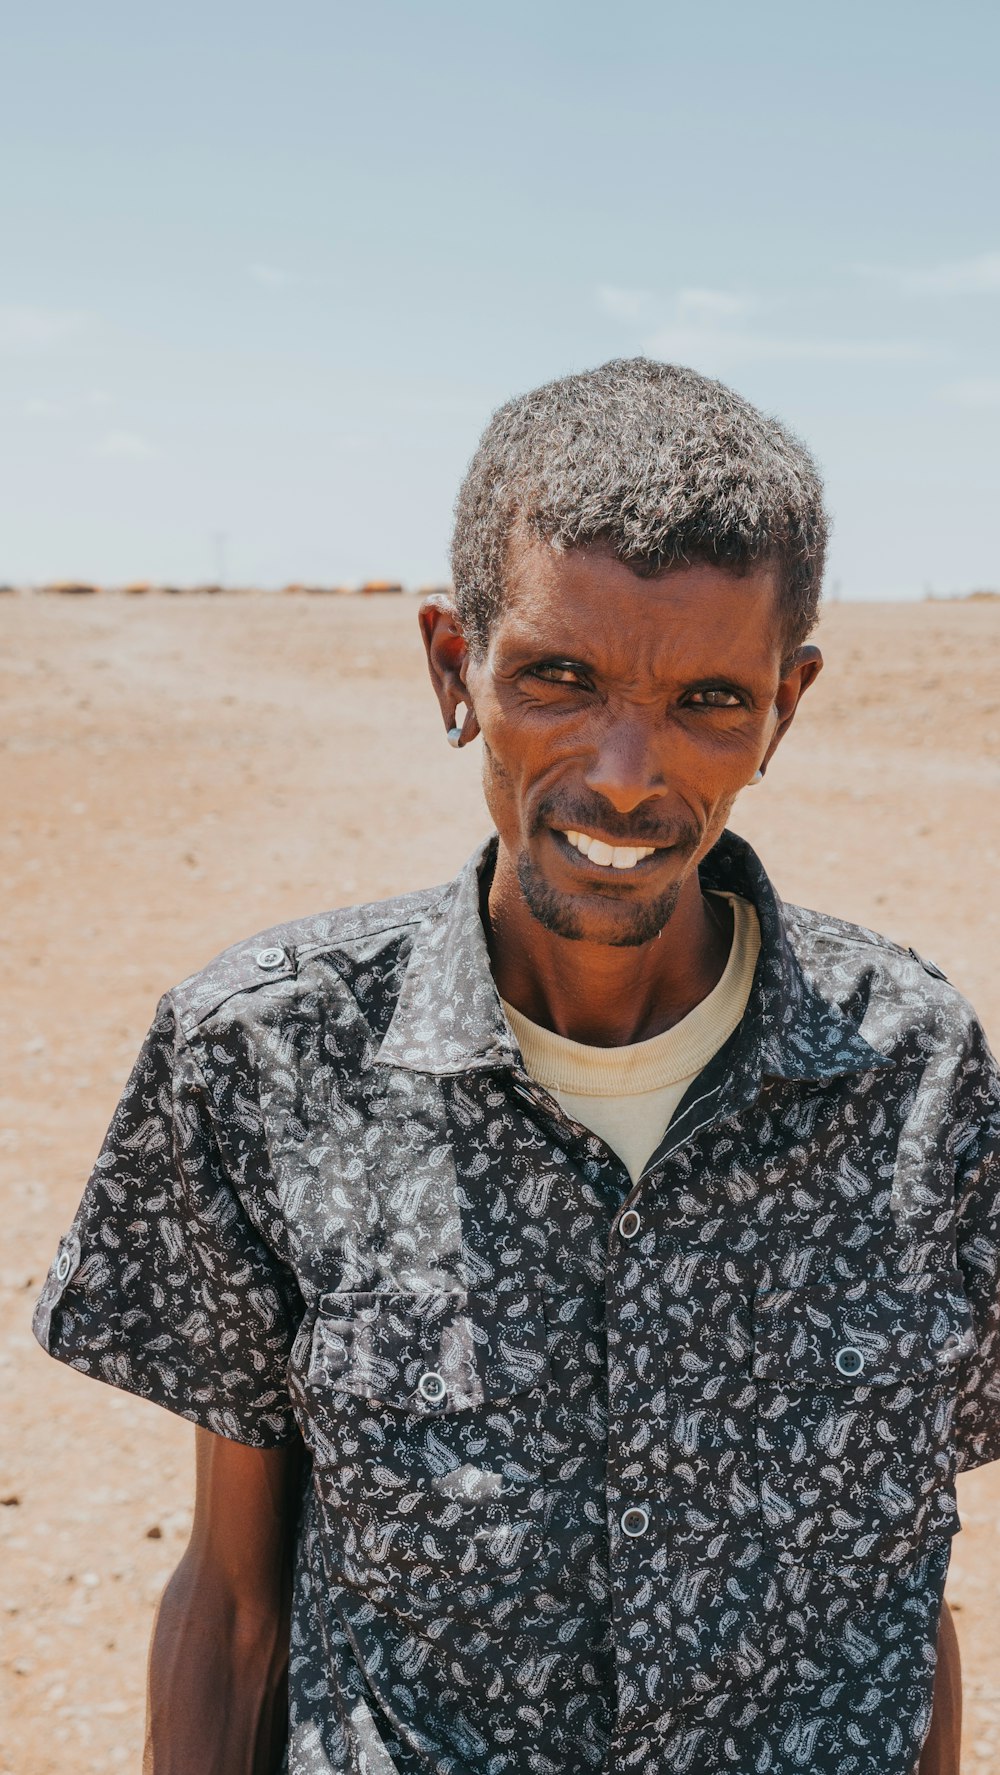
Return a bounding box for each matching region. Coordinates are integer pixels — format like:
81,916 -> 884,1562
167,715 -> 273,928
560,831 -> 657,870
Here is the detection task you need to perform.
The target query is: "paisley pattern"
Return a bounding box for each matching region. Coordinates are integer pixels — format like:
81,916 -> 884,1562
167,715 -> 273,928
34,832 -> 1000,1775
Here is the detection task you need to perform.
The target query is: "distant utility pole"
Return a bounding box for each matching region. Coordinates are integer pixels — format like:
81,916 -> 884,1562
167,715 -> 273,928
212,530 -> 228,589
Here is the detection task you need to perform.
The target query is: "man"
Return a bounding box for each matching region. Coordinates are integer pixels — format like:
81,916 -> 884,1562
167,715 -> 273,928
34,359 -> 995,1775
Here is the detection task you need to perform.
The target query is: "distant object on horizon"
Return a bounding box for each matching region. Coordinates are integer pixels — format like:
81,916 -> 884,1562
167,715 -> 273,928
281,580 -> 407,596
123,580 -> 220,595
924,586 -> 1000,602
7,581 -> 994,603
280,580 -> 433,597
28,578 -> 446,597
283,582 -> 353,596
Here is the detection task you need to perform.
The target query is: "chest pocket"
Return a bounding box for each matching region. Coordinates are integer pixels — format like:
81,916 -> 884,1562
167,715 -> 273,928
753,1271 -> 974,1567
304,1287 -> 552,1608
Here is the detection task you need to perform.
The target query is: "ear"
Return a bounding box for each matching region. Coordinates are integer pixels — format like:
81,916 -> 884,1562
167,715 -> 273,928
418,595 -> 481,745
761,645 -> 823,771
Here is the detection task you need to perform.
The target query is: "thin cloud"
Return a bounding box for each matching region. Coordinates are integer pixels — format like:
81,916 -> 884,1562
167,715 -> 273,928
97,430 -> 156,460
857,252 -> 1000,296
941,377 -> 1000,407
597,284 -> 754,329
249,262 -> 295,290
596,286 -> 653,324
0,304 -> 88,351
644,325 -> 929,367
24,397 -> 70,420
598,284 -> 925,371
675,287 -> 753,322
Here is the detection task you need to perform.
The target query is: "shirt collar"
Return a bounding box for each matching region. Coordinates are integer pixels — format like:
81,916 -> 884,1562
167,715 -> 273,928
698,830 -> 891,1085
374,839 -> 519,1075
375,831 -> 890,1083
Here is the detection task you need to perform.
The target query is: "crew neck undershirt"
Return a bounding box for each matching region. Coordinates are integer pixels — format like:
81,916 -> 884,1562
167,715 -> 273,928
501,892 -> 760,1183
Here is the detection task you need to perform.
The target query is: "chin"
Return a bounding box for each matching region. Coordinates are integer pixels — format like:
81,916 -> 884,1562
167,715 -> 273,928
516,854 -> 681,947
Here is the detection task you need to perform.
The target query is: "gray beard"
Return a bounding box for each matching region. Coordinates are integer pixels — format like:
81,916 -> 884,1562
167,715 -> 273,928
515,851 -> 683,948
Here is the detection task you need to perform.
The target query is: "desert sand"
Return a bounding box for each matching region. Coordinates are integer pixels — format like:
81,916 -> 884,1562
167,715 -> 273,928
2,591 -> 999,1772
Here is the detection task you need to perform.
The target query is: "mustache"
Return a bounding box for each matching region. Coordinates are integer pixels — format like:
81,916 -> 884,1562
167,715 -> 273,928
533,794 -> 702,852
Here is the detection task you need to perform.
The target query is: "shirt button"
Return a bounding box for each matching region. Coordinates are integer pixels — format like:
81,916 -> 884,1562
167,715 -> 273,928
834,1344 -> 865,1377
417,1370 -> 447,1405
256,947 -> 286,970
55,1251 -> 72,1283
618,1209 -> 642,1241
620,1505 -> 650,1538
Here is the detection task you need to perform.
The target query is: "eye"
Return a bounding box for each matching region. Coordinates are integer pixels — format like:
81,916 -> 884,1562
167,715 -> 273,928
685,687 -> 745,709
529,661 -> 593,688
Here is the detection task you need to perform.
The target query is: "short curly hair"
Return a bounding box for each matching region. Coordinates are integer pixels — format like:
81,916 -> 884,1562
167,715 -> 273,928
450,357 -> 828,662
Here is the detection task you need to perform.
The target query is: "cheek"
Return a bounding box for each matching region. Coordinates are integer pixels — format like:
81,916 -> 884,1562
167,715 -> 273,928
677,724 -> 764,789
668,747 -> 754,841
477,705 -> 543,796
478,742 -> 516,835
480,738 -> 510,793
478,723 -> 553,845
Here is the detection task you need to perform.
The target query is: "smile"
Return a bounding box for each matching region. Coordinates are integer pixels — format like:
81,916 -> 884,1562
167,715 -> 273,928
558,829 -> 660,871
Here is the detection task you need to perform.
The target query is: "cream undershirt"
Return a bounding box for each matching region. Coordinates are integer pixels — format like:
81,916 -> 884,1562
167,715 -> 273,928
501,893 -> 760,1184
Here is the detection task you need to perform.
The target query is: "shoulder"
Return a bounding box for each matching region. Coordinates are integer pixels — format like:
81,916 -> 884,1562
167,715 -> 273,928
166,880 -> 447,1039
782,900 -> 994,1069
782,900 -> 948,982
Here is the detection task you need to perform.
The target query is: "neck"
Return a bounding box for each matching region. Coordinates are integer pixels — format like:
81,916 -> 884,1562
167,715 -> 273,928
485,845 -> 733,1047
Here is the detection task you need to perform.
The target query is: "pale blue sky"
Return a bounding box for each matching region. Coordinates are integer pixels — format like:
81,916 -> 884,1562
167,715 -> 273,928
3,0 -> 998,596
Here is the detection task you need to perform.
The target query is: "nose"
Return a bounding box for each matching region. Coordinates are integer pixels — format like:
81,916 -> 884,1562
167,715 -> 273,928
582,709 -> 667,814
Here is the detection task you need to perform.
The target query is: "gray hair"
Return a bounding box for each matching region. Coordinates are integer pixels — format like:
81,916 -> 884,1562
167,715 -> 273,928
450,357 -> 828,661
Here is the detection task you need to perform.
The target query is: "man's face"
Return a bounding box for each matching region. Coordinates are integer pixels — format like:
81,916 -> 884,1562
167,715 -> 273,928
459,539 -> 817,947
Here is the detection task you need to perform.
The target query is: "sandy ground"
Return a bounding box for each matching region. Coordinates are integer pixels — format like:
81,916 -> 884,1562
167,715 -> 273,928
2,590 -> 1000,1772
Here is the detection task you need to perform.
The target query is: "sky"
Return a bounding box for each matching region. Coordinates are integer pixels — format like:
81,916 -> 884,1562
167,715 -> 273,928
2,0 -> 999,598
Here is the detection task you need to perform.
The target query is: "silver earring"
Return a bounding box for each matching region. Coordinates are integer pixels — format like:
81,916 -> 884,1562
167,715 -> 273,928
750,768 -> 764,784
448,701 -> 468,749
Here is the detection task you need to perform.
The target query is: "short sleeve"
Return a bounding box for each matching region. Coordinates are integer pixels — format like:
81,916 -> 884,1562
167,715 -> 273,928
33,994 -> 302,1446
951,1020 -> 1000,1472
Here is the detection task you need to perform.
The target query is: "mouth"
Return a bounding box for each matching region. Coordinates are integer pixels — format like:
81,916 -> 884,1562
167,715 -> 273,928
555,828 -> 666,872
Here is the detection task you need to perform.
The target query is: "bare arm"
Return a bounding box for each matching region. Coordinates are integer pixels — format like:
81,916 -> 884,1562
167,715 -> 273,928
918,1600 -> 962,1775
143,1426 -> 303,1775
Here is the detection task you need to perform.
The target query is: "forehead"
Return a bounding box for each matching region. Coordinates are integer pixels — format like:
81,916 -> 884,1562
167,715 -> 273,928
495,539 -> 785,677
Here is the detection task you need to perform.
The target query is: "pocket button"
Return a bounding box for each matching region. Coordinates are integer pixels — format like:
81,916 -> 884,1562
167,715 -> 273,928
417,1369 -> 447,1405
834,1344 -> 865,1377
620,1505 -> 650,1538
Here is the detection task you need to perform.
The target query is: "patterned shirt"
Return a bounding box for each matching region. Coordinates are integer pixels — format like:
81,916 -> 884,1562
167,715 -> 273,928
33,831 -> 1000,1775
